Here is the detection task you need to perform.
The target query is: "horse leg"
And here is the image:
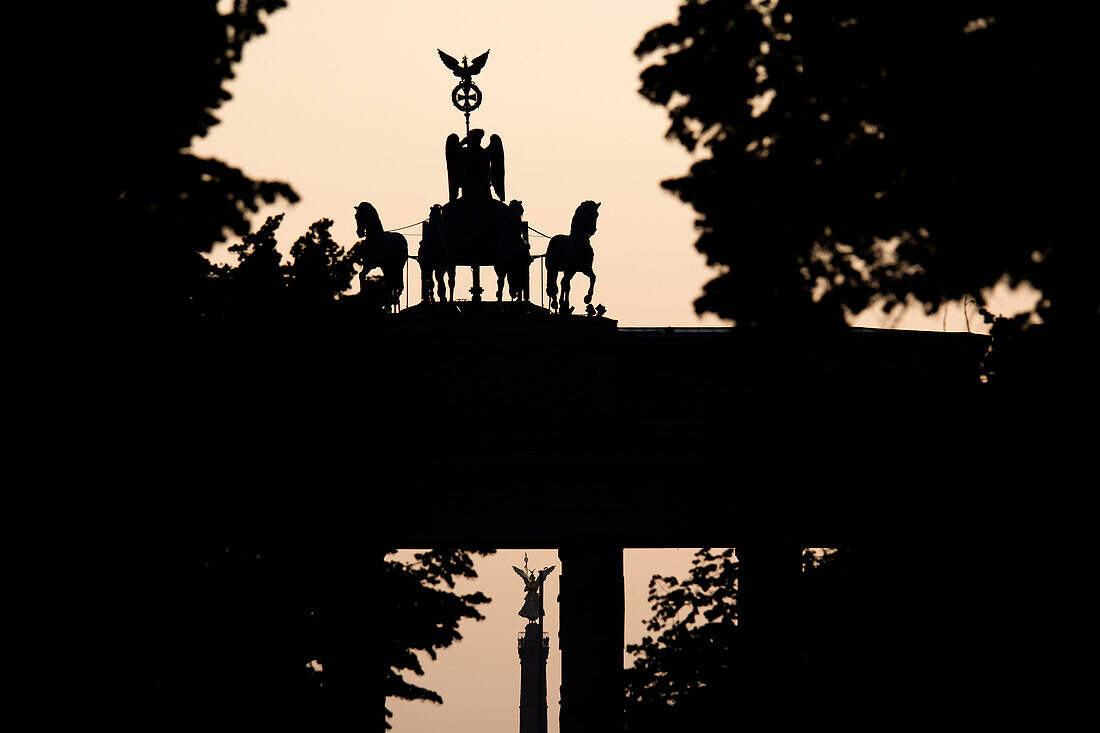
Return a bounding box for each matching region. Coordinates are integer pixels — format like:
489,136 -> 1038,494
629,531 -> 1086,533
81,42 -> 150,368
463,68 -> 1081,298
510,260 -> 526,301
508,269 -> 519,301
392,272 -> 403,308
546,269 -> 559,311
495,267 -> 505,302
447,267 -> 456,302
584,269 -> 596,305
561,271 -> 574,313
421,267 -> 433,303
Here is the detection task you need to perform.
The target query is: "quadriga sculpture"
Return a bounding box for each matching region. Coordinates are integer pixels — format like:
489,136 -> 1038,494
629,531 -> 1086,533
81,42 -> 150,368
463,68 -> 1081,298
350,202 -> 408,307
545,201 -> 599,313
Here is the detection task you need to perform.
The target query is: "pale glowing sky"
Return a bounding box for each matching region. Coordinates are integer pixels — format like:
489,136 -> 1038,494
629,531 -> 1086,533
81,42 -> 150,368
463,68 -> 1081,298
386,548 -> 697,733
191,1 -> 1032,729
194,0 -> 1029,331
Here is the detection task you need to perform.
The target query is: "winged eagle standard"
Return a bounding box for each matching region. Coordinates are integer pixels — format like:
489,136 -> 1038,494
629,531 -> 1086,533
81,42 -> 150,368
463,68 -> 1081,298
439,49 -> 490,131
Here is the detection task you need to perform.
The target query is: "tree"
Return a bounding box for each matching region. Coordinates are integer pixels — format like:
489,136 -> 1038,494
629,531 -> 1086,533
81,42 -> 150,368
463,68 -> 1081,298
291,545 -> 495,729
123,537 -> 492,729
625,548 -> 875,731
377,549 -> 493,720
288,218 -> 356,313
635,11 -> 1089,723
194,215 -> 359,320
222,212 -> 288,319
97,1 -> 299,323
635,1 -> 1090,331
624,548 -> 742,732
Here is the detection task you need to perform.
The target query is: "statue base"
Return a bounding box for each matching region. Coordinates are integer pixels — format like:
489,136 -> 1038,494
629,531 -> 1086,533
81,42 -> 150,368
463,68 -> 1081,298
519,621 -> 549,649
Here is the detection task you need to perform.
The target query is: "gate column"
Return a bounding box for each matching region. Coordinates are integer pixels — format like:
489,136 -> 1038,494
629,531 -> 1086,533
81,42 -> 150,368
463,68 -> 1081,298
558,545 -> 624,733
735,542 -> 804,725
319,544 -> 387,731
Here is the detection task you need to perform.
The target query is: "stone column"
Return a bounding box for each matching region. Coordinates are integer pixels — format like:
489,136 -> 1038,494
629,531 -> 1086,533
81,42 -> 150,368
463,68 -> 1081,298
519,621 -> 550,733
558,546 -> 624,733
319,545 -> 386,731
735,542 -> 803,727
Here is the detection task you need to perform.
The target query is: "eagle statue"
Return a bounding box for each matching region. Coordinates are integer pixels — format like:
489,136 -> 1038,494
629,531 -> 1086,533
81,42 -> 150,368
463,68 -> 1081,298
437,49 -> 490,79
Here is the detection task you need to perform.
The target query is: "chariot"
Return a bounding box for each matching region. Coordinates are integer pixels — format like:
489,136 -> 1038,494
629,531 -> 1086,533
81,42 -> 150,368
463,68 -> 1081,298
353,50 -> 602,315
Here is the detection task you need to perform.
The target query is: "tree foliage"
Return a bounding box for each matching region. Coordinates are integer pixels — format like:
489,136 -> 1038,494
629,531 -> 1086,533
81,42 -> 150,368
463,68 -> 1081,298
636,1 -> 1089,330
125,538 -> 492,728
99,1 -> 299,323
380,550 -> 493,714
624,547 -> 865,730
625,548 -> 741,731
223,213 -> 288,317
194,214 -> 362,321
288,218 -> 356,311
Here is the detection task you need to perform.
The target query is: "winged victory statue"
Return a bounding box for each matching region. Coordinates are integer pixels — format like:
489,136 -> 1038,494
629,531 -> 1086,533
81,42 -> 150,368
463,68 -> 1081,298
514,561 -> 556,621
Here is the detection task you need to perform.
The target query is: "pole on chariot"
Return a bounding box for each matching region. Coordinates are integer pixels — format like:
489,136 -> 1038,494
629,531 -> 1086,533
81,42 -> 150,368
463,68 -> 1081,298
440,49 -> 487,137
439,48 -> 493,303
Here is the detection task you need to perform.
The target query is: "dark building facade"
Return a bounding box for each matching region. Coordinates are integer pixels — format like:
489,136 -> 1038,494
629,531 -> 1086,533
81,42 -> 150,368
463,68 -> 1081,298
111,314 -> 993,731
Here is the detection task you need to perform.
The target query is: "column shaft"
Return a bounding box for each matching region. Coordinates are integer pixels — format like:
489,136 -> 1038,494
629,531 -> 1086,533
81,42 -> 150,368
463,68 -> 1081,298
558,545 -> 624,733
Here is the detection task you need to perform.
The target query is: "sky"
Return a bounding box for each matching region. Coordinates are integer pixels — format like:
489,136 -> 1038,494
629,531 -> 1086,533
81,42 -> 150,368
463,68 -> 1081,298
191,1 -> 1036,729
386,548 -> 700,733
194,0 -> 1033,332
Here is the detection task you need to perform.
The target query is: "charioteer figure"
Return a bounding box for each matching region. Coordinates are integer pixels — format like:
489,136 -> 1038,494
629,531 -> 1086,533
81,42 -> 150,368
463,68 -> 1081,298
446,128 -> 505,203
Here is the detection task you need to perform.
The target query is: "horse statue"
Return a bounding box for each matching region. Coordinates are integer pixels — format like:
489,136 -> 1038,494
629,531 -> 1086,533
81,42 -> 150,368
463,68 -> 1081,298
350,201 -> 408,308
545,201 -> 599,313
418,204 -> 456,302
494,200 -> 530,302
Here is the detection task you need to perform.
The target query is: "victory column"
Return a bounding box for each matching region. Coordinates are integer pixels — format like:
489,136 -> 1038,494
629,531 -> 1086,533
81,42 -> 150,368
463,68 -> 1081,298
514,555 -> 555,733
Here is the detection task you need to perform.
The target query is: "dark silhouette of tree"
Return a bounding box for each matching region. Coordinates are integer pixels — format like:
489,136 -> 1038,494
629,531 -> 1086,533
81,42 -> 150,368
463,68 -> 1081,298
625,548 -> 876,731
624,548 -> 741,732
98,1 -> 299,324
125,538 -> 492,729
288,218 -> 355,313
222,212 -> 288,319
635,10 -> 1090,726
195,214 -> 359,320
295,545 -> 496,729
378,549 -> 492,719
635,2 -> 1090,331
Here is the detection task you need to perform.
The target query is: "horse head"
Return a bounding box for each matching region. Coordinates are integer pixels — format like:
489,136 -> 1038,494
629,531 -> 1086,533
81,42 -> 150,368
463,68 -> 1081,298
428,203 -> 444,227
508,199 -> 525,222
571,201 -> 600,239
420,204 -> 443,263
354,201 -> 381,239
